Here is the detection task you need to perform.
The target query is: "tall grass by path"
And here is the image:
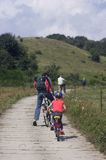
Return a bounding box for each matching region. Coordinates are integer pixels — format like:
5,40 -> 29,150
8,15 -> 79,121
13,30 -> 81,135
0,87 -> 34,114
65,86 -> 106,154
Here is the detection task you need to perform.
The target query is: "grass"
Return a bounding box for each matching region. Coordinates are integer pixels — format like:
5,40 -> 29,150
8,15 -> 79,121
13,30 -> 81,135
22,37 -> 106,80
73,86 -> 106,112
0,87 -> 34,114
65,86 -> 106,154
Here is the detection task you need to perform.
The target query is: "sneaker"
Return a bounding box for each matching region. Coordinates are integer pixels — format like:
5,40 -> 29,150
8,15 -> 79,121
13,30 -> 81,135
33,120 -> 37,126
60,130 -> 65,135
50,125 -> 54,131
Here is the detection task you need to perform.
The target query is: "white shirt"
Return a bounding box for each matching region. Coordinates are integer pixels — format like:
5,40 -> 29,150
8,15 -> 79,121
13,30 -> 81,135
58,76 -> 65,85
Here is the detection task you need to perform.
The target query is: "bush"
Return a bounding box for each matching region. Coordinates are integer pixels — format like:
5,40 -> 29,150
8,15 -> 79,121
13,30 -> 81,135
0,49 -> 15,69
0,69 -> 28,86
66,73 -> 80,85
0,33 -> 38,86
44,63 -> 60,82
91,53 -> 100,63
0,33 -> 38,72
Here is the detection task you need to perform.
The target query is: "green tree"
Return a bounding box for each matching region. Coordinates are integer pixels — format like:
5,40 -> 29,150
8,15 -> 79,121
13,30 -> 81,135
91,53 -> 100,63
0,33 -> 38,71
44,63 -> 60,82
67,73 -> 80,85
0,49 -> 15,69
0,33 -> 25,58
74,36 -> 88,48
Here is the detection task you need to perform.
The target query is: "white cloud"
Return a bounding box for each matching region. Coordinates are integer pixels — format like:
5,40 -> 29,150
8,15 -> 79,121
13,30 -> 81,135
0,0 -> 106,40
0,0 -> 19,18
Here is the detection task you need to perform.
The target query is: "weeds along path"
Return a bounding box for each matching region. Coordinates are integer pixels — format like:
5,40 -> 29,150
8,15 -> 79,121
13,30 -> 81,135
0,96 -> 105,160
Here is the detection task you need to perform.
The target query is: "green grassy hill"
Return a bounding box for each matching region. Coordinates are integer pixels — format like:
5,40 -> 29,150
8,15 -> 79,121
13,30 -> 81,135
22,37 -> 106,81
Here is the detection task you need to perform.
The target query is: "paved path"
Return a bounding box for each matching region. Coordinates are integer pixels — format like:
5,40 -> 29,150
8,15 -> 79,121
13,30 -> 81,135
0,96 -> 105,160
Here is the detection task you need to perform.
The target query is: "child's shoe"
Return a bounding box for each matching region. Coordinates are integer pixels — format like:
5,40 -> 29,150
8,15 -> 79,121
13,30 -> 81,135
60,130 -> 65,135
50,125 -> 54,131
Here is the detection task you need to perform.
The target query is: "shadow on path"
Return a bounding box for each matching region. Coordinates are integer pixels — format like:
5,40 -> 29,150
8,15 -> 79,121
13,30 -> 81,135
60,135 -> 78,141
63,123 -> 68,126
38,124 -> 48,127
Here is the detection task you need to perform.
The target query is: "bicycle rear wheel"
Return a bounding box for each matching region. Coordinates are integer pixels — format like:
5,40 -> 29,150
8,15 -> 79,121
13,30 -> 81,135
55,129 -> 60,141
44,115 -> 49,127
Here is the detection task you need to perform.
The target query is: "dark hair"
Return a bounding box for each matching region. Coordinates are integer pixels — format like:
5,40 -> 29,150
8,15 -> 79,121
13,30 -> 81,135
42,72 -> 49,77
34,76 -> 37,81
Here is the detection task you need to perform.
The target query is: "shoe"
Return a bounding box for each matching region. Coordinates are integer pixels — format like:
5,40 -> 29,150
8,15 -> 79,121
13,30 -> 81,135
60,130 -> 65,135
33,120 -> 37,126
50,126 -> 54,131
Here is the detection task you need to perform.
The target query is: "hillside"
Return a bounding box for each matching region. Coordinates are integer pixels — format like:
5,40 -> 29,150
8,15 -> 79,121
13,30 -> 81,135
22,37 -> 106,80
47,34 -> 106,57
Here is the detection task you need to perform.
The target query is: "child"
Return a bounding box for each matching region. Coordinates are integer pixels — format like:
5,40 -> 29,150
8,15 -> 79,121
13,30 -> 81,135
49,91 -> 66,134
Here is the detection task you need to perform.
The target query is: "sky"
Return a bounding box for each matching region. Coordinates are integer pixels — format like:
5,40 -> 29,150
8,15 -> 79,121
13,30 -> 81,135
0,0 -> 106,40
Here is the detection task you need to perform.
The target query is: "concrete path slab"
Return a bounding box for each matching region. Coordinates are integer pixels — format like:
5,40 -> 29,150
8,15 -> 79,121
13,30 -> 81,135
0,96 -> 105,160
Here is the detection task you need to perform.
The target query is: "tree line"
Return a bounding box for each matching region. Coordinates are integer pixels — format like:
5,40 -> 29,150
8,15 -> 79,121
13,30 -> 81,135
47,34 -> 106,62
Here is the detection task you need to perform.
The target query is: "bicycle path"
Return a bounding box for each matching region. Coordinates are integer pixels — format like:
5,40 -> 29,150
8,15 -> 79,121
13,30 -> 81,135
0,96 -> 105,160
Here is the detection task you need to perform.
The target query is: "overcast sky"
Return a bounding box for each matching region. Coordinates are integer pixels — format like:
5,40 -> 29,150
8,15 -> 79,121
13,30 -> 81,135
0,0 -> 106,40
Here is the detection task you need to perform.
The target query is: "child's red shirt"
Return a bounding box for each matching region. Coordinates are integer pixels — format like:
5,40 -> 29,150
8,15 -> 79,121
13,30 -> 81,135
52,99 -> 64,112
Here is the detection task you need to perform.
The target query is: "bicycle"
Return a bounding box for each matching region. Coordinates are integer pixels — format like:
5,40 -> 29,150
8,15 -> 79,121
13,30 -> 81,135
53,115 -> 62,141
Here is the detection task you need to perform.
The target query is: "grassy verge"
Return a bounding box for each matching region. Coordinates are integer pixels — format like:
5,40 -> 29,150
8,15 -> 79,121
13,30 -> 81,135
0,87 -> 34,114
65,86 -> 106,154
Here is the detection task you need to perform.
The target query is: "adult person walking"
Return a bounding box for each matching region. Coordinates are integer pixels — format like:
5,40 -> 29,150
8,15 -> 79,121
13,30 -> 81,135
33,72 -> 54,126
58,75 -> 66,94
81,77 -> 87,88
